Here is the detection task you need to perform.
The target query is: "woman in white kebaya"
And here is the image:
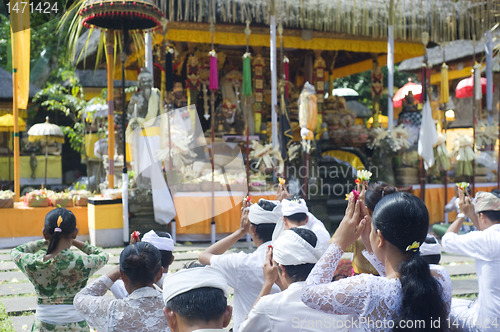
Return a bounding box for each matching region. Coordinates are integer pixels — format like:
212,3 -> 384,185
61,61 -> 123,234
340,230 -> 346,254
74,242 -> 169,332
301,192 -> 452,332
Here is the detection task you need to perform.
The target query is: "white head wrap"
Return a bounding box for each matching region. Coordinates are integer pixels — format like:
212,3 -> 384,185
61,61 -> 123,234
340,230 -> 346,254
272,198 -> 308,241
163,266 -> 229,305
272,229 -> 323,266
248,199 -> 282,225
419,235 -> 441,256
282,198 -> 309,216
142,230 -> 175,251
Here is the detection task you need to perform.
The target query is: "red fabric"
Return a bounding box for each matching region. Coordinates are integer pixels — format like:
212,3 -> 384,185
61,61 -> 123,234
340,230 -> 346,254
393,82 -> 422,108
455,75 -> 493,99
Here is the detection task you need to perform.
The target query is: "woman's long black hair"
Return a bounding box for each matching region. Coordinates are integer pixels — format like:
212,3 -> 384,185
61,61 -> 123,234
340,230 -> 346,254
372,192 -> 448,332
45,208 -> 77,255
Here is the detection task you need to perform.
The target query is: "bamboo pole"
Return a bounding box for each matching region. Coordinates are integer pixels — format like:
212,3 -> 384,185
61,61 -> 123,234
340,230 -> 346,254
13,68 -> 20,200
106,32 -> 115,189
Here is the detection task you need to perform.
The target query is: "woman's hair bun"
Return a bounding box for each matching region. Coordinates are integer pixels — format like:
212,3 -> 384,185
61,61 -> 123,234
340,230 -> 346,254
382,185 -> 398,197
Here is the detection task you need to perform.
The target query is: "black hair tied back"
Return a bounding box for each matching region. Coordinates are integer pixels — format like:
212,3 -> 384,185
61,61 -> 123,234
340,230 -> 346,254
45,208 -> 77,255
364,182 -> 398,211
120,242 -> 162,286
372,192 -> 448,332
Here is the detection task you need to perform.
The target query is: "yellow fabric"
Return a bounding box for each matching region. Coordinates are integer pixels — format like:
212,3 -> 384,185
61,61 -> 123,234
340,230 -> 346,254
125,126 -> 160,162
307,94 -> 318,133
254,112 -> 262,134
332,54 -> 412,79
344,240 -> 379,275
367,115 -> 388,128
188,105 -> 197,133
430,66 -> 480,85
10,1 -> 30,109
88,203 -> 123,230
320,150 -> 364,170
174,193 -> 276,234
84,133 -> 100,160
0,204 -> 88,238
316,113 -> 323,134
0,114 -> 26,131
28,136 -> 65,144
411,184 -> 500,224
0,155 -> 62,181
441,63 -> 449,104
165,29 -> 424,56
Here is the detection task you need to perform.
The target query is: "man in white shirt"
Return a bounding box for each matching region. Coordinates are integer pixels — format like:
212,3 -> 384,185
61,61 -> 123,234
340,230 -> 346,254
442,191 -> 500,332
199,199 -> 282,332
163,266 -> 232,332
279,197 -> 331,253
239,228 -> 352,332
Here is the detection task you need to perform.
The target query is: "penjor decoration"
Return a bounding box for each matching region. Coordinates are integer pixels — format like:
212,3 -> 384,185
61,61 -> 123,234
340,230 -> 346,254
371,59 -> 384,128
314,51 -> 326,134
253,53 -> 265,134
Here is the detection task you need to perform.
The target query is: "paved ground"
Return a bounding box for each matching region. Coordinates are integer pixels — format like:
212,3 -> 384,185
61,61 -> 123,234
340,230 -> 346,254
0,242 -> 479,331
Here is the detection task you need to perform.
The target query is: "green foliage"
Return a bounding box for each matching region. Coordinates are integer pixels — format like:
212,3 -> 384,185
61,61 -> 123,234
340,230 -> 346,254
0,302 -> 14,332
334,65 -> 417,116
0,0 -> 74,84
33,70 -> 85,122
33,70 -> 87,154
62,122 -> 84,153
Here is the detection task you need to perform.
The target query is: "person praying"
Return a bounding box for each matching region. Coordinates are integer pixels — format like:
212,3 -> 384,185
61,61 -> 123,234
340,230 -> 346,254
301,193 -> 452,332
442,191 -> 500,332
10,208 -> 109,332
239,228 -> 352,332
74,242 -> 168,332
110,230 -> 175,299
276,197 -> 331,253
198,199 -> 282,332
162,266 -> 232,332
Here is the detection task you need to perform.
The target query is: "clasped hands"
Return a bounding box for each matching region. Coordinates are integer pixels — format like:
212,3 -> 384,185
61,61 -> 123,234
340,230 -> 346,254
332,193 -> 372,252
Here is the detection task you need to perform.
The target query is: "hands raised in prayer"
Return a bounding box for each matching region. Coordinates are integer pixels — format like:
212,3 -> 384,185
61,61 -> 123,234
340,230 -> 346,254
276,184 -> 291,202
262,246 -> 281,289
359,203 -> 373,253
357,181 -> 368,202
458,188 -> 474,219
240,201 -> 251,234
332,195 -> 369,251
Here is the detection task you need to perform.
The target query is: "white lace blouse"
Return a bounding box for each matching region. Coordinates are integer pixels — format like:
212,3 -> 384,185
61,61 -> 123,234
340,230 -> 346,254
301,243 -> 452,332
74,275 -> 170,332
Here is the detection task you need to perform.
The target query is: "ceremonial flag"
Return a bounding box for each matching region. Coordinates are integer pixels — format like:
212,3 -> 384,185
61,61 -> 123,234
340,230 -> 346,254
10,0 -> 31,109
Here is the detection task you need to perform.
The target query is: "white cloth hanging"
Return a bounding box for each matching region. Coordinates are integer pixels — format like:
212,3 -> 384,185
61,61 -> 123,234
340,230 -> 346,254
418,100 -> 438,170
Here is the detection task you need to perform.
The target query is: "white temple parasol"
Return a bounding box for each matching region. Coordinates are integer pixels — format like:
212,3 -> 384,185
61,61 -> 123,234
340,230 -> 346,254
28,117 -> 65,186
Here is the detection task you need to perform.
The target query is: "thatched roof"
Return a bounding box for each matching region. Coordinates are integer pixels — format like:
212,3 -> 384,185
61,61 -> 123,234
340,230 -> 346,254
0,68 -> 40,100
75,69 -> 136,88
154,0 -> 499,44
399,32 -> 500,72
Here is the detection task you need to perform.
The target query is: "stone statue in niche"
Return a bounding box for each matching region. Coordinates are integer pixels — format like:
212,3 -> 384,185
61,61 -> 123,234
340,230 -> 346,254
172,82 -> 188,109
214,98 -> 245,135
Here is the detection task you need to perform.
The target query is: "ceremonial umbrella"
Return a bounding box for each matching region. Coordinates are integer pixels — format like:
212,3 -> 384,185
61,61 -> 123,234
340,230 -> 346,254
80,0 -> 163,244
331,88 -> 359,98
0,114 -> 27,181
393,81 -> 422,108
27,117 -> 65,186
455,76 -> 492,99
